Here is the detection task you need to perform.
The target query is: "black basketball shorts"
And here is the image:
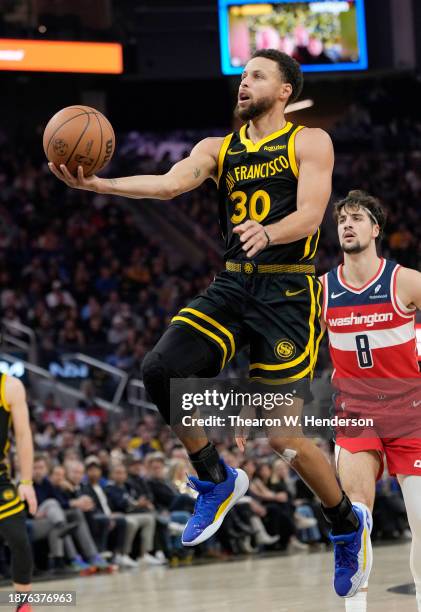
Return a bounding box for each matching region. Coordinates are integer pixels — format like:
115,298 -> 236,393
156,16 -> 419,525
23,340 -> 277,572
170,267 -> 323,395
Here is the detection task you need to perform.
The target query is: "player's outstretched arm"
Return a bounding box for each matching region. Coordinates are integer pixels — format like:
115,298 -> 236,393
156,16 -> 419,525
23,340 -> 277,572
395,267 -> 421,310
48,137 -> 222,200
6,376 -> 37,515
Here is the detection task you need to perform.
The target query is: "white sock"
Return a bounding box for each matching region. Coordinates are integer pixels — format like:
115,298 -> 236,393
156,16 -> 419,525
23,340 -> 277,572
345,590 -> 368,612
345,581 -> 368,612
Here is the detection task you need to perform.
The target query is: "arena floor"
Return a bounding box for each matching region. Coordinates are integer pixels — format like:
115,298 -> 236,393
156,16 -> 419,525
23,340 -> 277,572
37,543 -> 416,612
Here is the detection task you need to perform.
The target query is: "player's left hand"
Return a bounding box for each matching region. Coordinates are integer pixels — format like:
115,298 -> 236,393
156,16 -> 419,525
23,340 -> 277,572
233,220 -> 271,258
18,484 -> 38,516
48,163 -> 100,192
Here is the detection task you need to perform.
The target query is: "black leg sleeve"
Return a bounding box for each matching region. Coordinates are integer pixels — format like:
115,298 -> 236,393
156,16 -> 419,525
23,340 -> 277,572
0,513 -> 33,585
142,325 -> 221,425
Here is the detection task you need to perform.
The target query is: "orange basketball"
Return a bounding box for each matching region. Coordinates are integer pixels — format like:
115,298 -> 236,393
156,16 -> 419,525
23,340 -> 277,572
43,105 -> 115,176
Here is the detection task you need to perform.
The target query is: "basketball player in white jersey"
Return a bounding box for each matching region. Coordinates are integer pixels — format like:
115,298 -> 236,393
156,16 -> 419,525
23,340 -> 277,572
322,190 -> 421,611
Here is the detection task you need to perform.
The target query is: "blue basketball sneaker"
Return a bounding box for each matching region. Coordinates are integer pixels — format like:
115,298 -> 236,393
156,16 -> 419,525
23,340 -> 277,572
182,461 -> 249,547
329,504 -> 373,598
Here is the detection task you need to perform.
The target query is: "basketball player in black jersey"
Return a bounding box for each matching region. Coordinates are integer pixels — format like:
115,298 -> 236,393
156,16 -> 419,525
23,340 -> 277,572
0,374 -> 37,612
50,49 -> 364,593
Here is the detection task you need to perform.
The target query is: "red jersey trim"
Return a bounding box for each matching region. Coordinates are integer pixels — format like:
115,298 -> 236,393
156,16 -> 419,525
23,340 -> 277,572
337,258 -> 385,294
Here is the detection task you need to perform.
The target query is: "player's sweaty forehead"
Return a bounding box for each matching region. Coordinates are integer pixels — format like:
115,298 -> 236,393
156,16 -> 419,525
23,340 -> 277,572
242,57 -> 283,82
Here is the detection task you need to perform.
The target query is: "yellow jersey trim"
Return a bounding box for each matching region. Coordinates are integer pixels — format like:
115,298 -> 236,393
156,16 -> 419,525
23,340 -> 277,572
3,414 -> 11,458
239,121 -> 293,153
300,235 -> 313,261
171,316 -> 228,370
309,228 -> 321,260
300,228 -> 321,262
249,275 -> 316,371
0,375 -> 10,413
179,308 -> 235,361
217,133 -> 233,184
287,124 -> 305,178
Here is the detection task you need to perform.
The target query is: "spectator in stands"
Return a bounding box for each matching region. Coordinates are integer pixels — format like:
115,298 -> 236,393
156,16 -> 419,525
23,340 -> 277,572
128,421 -> 162,458
27,505 -> 77,575
83,456 -> 135,568
58,319 -> 85,348
269,459 -> 321,545
372,472 -> 410,540
47,461 -> 111,571
242,459 -> 303,551
33,455 -> 98,573
46,281 -> 75,310
220,450 -> 280,550
97,450 -> 112,480
145,453 -> 194,514
62,461 -> 115,562
125,456 -> 175,556
105,463 -> 165,565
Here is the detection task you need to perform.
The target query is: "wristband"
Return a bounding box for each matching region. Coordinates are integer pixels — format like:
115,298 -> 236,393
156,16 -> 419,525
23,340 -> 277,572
264,229 -> 271,247
19,479 -> 33,486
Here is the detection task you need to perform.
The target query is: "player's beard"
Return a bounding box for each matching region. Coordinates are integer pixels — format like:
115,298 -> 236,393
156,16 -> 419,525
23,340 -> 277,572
235,95 -> 276,121
341,239 -> 369,254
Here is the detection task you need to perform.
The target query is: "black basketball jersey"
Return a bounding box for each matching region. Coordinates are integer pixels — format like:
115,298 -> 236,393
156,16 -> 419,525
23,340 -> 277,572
217,121 -> 320,264
0,375 -> 11,468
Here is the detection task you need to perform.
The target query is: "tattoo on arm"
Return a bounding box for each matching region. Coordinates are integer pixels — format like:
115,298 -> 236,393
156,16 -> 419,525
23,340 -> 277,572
108,178 -> 118,188
193,168 -> 201,179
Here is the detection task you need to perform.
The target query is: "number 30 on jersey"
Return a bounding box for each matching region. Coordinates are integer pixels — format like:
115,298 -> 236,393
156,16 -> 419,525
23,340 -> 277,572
230,189 -> 271,224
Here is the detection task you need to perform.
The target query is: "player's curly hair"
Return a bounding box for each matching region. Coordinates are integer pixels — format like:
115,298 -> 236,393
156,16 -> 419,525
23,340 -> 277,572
333,190 -> 387,242
252,49 -> 303,103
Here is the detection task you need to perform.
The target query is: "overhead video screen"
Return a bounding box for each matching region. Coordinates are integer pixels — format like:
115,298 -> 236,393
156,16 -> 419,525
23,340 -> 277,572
219,0 -> 368,74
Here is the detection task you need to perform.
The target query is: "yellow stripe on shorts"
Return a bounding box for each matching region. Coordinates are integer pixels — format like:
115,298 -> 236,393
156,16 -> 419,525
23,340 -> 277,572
179,308 -> 235,361
0,502 -> 25,520
171,316 -> 229,369
0,495 -> 21,513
